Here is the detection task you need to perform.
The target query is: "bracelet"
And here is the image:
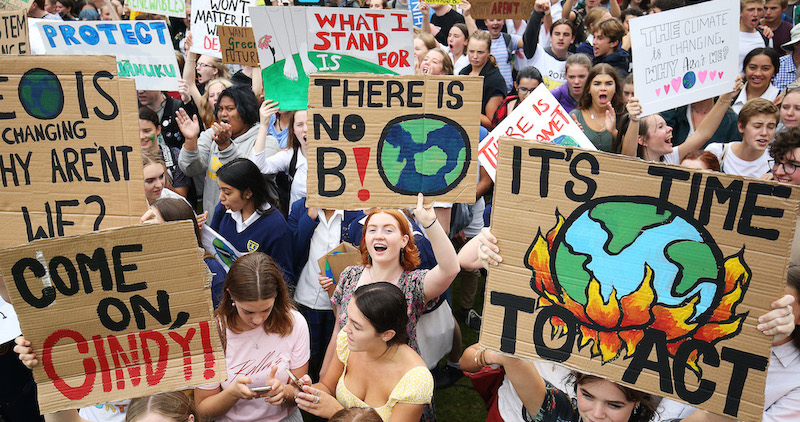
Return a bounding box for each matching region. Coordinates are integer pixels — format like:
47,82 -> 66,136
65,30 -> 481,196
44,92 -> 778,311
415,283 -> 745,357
479,349 -> 487,367
423,217 -> 437,229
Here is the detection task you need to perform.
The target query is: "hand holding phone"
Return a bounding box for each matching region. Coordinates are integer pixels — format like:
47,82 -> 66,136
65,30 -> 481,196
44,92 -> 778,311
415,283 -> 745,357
250,386 -> 272,393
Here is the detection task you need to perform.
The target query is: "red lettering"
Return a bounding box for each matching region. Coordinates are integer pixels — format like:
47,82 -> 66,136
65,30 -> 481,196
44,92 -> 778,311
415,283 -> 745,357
201,320 -> 216,379
531,98 -> 550,115
315,13 -> 337,29
340,14 -> 355,30
515,115 -> 534,134
108,334 -> 141,389
314,32 -> 331,50
359,33 -> 373,50
391,13 -> 410,31
168,328 -> 196,381
399,50 -> 410,67
377,32 -> 388,49
42,330 -> 96,400
126,333 -> 141,387
355,14 -> 369,31
140,330 -> 168,386
92,335 -> 113,393
364,13 -> 382,29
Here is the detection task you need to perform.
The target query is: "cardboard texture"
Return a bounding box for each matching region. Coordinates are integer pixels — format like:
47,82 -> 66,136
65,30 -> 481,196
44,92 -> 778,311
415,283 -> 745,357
36,21 -> 181,91
0,0 -> 29,11
0,55 -> 147,249
0,8 -> 28,54
481,139 -> 800,422
317,242 -> 360,298
478,85 -> 596,182
0,222 -> 226,413
191,0 -> 253,58
250,7 -> 414,110
127,0 -> 185,18
218,25 -> 258,66
629,0 -> 739,116
469,0 -> 535,20
307,73 -> 481,209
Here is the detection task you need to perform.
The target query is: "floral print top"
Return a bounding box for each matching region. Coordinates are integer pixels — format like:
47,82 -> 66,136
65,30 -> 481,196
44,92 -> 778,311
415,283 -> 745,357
330,265 -> 429,354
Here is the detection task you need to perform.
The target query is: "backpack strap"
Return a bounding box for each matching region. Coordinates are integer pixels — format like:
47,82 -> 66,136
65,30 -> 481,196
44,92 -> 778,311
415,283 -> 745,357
289,147 -> 299,178
501,32 -> 515,64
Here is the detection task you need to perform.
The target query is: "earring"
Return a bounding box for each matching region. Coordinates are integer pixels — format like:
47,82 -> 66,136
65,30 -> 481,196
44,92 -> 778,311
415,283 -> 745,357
400,248 -> 405,262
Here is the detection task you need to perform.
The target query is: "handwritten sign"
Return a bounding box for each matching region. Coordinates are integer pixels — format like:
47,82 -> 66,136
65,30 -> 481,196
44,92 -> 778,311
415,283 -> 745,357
0,222 -> 226,413
191,0 -> 253,58
409,0 -> 424,28
0,0 -> 30,11
0,55 -> 147,249
0,299 -> 22,344
37,21 -> 181,91
250,6 -> 414,110
478,85 -> 595,181
0,8 -> 27,54
218,25 -> 258,66
629,0 -> 738,116
127,0 -> 185,18
483,139 -> 799,422
307,74 -> 481,208
469,0 -> 535,20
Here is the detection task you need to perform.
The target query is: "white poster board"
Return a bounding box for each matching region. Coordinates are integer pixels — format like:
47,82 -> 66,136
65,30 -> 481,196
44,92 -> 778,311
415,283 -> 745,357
629,0 -> 738,116
127,0 -> 186,18
0,299 -> 22,344
478,85 -> 596,181
249,6 -> 414,110
37,20 -> 180,90
190,0 -> 253,58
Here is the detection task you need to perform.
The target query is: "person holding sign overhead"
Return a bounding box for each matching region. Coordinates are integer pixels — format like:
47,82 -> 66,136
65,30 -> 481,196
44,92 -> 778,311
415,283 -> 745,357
195,252 -> 309,422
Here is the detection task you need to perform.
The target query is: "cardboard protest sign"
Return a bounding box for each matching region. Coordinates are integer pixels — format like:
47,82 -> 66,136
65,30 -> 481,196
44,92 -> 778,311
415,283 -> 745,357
191,0 -> 253,58
317,242 -> 360,298
0,222 -> 226,413
422,0 -> 461,4
0,0 -> 29,11
0,55 -> 147,249
218,25 -> 258,66
307,74 -> 481,209
0,8 -> 27,54
250,7 -> 414,110
481,139 -> 799,422
37,21 -> 181,91
127,0 -> 185,18
469,0 -> 535,20
478,85 -> 595,181
629,0 -> 738,116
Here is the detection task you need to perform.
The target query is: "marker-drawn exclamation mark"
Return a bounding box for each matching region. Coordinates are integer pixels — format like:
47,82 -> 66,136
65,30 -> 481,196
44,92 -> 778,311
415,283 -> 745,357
354,147 -> 370,201
200,321 -> 215,379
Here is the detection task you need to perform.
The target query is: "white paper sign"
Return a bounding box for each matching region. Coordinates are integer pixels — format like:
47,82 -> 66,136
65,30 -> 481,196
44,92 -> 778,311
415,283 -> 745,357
629,0 -> 738,116
249,6 -> 414,110
190,0 -> 253,58
37,20 -> 180,90
478,85 -> 596,181
127,0 -> 186,19
0,299 -> 22,344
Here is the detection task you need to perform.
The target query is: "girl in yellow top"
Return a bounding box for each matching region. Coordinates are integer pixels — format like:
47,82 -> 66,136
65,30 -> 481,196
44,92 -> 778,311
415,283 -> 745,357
290,282 -> 433,422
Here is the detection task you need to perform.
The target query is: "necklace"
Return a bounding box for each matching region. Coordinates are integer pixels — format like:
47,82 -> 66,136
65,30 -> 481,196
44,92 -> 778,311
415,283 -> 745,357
367,266 -> 404,283
587,110 -> 605,130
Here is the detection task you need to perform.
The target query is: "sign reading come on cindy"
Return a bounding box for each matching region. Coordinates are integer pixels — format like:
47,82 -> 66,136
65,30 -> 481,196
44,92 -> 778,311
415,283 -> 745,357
629,0 -> 738,116
0,222 -> 225,413
307,74 -> 481,209
483,139 -> 799,422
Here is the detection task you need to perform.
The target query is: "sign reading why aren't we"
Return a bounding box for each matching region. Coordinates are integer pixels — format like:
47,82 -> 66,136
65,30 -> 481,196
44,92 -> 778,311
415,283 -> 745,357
307,74 -> 481,209
629,0 -> 738,116
0,55 -> 147,249
0,222 -> 226,414
483,138 -> 799,422
37,21 -> 181,90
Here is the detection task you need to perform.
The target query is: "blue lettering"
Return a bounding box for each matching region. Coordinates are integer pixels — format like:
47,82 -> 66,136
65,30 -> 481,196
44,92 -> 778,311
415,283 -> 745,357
78,25 -> 100,45
42,24 -> 57,48
119,23 -> 137,45
59,25 -> 80,46
96,23 -> 118,44
149,21 -> 168,44
134,22 -> 151,44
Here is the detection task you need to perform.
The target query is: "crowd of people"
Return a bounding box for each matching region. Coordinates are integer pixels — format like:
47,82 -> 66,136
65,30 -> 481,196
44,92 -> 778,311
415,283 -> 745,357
5,0 -> 800,421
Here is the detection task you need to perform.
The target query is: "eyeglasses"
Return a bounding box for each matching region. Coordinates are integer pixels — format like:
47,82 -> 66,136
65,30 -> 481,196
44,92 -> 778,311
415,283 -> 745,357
518,86 -> 536,93
196,63 -> 213,69
768,159 -> 798,174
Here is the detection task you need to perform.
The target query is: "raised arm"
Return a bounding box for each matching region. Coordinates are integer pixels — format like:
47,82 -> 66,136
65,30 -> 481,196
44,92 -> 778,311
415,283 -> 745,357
414,194 -> 460,302
457,227 -> 501,270
181,33 -> 204,107
522,2 -> 546,58
679,75 -> 744,161
461,1 -> 478,36
619,97 -> 641,157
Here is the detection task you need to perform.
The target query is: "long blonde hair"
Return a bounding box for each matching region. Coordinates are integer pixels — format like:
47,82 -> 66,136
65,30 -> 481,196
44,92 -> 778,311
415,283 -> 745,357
199,78 -> 233,128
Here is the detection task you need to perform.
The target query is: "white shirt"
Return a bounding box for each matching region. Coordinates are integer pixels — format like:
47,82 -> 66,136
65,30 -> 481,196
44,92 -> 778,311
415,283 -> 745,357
227,203 -> 272,233
155,187 -> 191,206
250,148 -> 308,210
491,33 -> 522,92
496,361 -> 573,422
732,83 -> 780,114
739,31 -> 769,72
705,142 -> 771,178
531,44 -> 567,89
295,210 -> 343,310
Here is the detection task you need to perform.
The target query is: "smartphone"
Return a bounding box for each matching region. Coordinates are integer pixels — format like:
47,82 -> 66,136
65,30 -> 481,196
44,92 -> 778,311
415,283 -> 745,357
285,368 -> 304,387
250,386 -> 272,393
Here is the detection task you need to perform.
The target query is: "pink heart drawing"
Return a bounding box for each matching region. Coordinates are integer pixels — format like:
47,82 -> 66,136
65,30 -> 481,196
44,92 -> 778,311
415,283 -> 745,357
671,78 -> 681,93
655,87 -> 661,96
698,70 -> 708,84
710,71 -> 717,80
664,84 -> 671,94
718,71 -> 724,78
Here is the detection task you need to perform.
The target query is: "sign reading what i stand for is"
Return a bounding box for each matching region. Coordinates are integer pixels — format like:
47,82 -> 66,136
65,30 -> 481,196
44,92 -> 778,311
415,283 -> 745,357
482,138 -> 800,422
0,55 -> 147,249
629,0 -> 738,116
307,73 -> 481,209
0,222 -> 226,414
37,21 -> 181,91
250,7 -> 414,110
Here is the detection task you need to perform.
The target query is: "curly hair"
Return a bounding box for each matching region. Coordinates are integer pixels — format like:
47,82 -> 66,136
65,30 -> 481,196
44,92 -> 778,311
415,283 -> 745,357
769,126 -> 800,163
